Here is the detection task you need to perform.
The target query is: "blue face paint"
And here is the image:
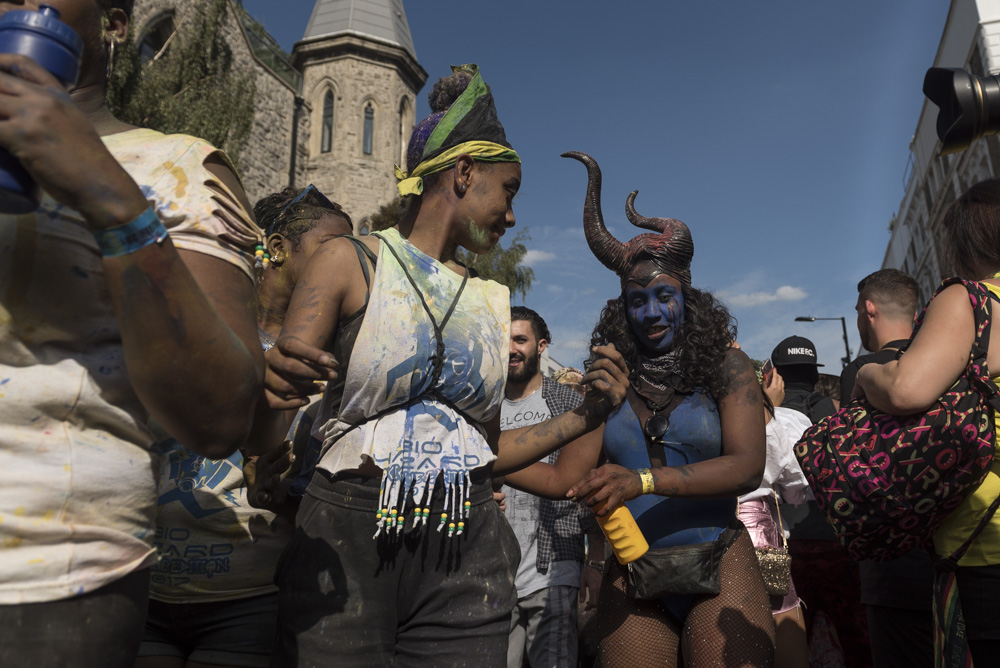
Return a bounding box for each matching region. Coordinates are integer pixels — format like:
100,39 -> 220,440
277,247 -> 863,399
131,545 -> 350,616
625,274 -> 685,353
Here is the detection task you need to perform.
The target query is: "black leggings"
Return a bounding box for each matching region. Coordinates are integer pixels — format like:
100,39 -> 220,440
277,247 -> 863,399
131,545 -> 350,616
596,530 -> 776,668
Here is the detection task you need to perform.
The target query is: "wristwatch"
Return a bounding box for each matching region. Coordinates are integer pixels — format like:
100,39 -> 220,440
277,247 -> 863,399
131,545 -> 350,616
585,559 -> 606,571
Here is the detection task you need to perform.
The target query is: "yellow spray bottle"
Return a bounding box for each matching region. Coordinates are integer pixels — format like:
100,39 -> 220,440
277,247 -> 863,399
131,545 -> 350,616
592,500 -> 649,564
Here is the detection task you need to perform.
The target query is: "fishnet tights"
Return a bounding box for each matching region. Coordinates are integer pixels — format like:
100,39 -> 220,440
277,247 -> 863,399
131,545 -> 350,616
596,531 -> 776,667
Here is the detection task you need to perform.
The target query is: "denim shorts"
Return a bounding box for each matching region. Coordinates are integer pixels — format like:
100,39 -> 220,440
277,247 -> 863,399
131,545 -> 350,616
139,591 -> 278,667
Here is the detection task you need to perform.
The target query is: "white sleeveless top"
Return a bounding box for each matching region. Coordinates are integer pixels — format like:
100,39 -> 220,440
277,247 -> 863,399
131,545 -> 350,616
314,228 -> 509,537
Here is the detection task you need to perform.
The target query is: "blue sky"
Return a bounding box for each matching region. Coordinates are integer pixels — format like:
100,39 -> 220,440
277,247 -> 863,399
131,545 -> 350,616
242,0 -> 949,371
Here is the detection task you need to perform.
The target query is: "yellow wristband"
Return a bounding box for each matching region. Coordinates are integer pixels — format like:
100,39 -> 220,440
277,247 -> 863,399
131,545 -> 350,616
638,468 -> 655,495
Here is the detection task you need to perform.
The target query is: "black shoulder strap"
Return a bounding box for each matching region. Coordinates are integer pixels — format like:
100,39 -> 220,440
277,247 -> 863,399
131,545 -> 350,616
979,285 -> 1000,412
372,231 -> 468,394
341,235 -> 377,309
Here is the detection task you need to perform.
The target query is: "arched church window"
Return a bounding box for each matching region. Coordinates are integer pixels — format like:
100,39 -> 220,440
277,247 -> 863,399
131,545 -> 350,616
321,91 -> 334,154
139,12 -> 175,64
363,104 -> 374,156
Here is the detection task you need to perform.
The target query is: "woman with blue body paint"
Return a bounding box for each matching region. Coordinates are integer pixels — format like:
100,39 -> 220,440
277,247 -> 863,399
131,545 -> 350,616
505,152 -> 776,667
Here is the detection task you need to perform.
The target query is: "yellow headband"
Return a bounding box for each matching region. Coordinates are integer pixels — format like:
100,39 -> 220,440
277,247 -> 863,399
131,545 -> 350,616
395,140 -> 521,197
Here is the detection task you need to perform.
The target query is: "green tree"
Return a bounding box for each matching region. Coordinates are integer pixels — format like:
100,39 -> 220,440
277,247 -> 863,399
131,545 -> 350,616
457,229 -> 534,302
367,196 -> 535,300
107,0 -> 256,165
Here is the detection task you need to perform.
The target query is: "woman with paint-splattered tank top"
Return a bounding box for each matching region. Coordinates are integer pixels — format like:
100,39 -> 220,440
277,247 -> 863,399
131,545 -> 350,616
257,65 -> 628,667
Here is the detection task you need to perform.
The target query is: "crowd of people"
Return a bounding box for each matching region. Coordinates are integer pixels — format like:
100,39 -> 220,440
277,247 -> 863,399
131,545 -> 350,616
1,2 -> 999,668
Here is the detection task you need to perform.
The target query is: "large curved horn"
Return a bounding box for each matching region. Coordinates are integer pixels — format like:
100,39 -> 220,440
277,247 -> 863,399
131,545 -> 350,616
625,190 -> 664,232
561,151 -> 627,273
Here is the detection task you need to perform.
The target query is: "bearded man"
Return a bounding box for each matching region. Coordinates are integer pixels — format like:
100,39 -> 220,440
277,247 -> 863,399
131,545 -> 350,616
500,306 -> 601,668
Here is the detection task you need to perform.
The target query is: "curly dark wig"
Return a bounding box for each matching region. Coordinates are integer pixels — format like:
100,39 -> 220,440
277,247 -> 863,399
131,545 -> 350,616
253,186 -> 352,248
588,284 -> 737,400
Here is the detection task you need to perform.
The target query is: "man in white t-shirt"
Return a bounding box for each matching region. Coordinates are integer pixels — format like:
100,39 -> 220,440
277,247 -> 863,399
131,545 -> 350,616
501,307 -> 597,668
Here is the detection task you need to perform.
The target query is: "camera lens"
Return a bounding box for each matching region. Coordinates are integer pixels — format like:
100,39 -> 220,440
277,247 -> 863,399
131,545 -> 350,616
924,67 -> 1000,155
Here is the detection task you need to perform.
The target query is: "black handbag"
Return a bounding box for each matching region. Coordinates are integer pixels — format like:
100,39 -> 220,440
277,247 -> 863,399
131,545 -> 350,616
625,522 -> 741,599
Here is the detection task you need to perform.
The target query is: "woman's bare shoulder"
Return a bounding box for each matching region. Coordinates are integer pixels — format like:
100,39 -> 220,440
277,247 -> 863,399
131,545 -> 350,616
714,347 -> 758,403
311,234 -> 379,263
923,282 -> 975,319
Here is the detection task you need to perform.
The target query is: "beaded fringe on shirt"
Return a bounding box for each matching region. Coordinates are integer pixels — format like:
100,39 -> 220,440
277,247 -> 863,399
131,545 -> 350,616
374,469 -> 472,539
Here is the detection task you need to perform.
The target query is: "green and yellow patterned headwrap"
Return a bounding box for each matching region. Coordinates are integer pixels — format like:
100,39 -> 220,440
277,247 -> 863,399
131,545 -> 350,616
396,64 -> 520,197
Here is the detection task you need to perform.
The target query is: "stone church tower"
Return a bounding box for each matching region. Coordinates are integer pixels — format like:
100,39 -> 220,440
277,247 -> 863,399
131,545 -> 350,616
293,1 -> 427,233
128,0 -> 426,231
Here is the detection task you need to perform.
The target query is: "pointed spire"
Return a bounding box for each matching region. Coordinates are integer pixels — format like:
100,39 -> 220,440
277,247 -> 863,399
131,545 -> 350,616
303,0 -> 417,58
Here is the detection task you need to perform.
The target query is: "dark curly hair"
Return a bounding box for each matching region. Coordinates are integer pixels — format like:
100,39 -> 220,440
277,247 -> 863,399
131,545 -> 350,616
588,284 -> 737,399
253,186 -> 352,247
427,70 -> 474,113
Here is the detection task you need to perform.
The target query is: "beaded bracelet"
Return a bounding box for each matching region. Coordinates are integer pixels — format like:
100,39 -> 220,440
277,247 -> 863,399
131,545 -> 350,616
92,207 -> 168,257
638,468 -> 655,495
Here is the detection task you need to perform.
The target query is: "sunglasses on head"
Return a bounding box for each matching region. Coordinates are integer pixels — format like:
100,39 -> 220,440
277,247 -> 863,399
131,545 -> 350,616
266,184 -> 337,236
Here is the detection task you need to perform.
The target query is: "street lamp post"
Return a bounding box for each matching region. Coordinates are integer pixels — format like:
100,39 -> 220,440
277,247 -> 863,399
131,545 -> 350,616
794,316 -> 853,369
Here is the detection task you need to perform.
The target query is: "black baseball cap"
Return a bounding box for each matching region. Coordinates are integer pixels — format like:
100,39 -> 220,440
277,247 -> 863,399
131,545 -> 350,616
771,335 -> 824,367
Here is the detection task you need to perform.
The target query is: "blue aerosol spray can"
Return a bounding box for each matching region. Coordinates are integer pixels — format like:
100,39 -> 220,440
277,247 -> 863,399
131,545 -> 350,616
0,4 -> 82,213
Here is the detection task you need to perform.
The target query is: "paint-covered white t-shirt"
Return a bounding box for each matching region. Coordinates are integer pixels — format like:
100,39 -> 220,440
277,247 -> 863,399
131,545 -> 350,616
147,395 -> 315,603
0,128 -> 258,604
